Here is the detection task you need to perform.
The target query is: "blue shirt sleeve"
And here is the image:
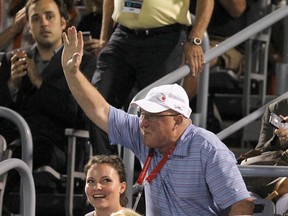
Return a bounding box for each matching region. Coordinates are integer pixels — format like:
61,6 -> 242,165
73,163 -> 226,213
197,129 -> 251,209
108,106 -> 148,161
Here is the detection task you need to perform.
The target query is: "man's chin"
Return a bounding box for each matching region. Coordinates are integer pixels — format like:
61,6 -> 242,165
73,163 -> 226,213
143,138 -> 155,148
38,40 -> 53,49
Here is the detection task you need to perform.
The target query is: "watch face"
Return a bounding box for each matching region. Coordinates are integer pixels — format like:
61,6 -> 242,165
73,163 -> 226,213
193,38 -> 202,45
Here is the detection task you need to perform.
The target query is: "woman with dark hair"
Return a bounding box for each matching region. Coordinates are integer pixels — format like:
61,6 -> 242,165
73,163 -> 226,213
84,155 -> 141,216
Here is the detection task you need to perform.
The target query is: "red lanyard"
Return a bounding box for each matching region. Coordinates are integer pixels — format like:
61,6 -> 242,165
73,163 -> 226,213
136,145 -> 176,185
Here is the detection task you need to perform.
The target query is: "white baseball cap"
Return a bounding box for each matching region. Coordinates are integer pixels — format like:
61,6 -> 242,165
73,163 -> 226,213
131,84 -> 192,118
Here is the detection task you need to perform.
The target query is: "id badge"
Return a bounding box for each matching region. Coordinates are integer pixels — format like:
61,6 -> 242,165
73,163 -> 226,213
122,0 -> 143,14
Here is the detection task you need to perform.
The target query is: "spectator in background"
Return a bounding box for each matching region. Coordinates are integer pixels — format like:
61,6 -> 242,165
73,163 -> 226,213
0,0 -> 34,52
84,155 -> 141,216
239,98 -> 288,215
0,0 -> 96,172
77,0 -> 103,57
87,0 -> 213,155
0,0 -> 83,52
183,0 -> 248,100
256,99 -> 288,152
61,29 -> 255,214
242,99 -> 288,199
64,0 -> 81,28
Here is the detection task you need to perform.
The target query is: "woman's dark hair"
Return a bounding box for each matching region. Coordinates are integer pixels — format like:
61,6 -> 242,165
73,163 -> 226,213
25,0 -> 69,21
84,155 -> 129,207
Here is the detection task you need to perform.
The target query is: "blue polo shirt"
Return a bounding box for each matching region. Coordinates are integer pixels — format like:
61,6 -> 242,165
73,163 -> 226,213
108,106 -> 251,215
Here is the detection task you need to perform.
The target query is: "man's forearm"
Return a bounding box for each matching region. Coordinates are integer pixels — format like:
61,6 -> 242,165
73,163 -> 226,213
64,68 -> 110,133
100,0 -> 115,43
228,198 -> 254,215
0,26 -> 19,51
189,0 -> 214,40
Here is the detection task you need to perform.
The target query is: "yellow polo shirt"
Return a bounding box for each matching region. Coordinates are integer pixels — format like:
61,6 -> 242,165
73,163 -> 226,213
113,0 -> 191,29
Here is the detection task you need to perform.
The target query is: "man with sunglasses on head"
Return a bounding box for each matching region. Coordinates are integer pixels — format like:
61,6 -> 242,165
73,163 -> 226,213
61,26 -> 254,215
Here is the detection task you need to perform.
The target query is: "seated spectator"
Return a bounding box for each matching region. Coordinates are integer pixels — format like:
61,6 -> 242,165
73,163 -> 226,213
84,155 -> 141,216
64,0 -> 82,28
256,99 -> 288,152
77,0 -> 103,57
0,0 -> 96,172
239,98 -> 288,215
183,0 -> 248,100
0,0 -> 34,52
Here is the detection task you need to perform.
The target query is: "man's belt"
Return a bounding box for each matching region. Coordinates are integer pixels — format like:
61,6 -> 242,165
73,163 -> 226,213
118,23 -> 185,37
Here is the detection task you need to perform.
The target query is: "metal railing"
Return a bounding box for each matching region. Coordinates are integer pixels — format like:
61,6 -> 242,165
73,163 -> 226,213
0,158 -> 35,216
0,107 -> 33,169
0,106 -> 34,214
124,5 -> 288,208
239,165 -> 288,177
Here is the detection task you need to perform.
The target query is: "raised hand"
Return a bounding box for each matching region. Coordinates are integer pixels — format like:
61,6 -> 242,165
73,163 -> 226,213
61,26 -> 84,75
14,7 -> 27,33
275,115 -> 288,148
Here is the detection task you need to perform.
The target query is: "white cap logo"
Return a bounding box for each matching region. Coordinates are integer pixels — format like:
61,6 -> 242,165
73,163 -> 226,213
156,93 -> 166,102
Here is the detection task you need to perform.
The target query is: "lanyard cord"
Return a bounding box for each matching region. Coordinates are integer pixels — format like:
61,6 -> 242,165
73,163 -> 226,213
136,144 -> 176,185
132,145 -> 176,211
136,148 -> 154,185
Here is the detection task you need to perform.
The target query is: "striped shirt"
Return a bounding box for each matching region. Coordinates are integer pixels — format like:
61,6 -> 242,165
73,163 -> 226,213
108,107 -> 251,215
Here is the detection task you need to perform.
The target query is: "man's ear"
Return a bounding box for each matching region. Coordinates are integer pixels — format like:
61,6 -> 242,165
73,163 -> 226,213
175,115 -> 183,126
61,17 -> 67,30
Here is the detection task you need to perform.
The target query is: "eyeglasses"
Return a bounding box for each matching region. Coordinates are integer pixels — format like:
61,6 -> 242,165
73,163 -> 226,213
139,112 -> 179,122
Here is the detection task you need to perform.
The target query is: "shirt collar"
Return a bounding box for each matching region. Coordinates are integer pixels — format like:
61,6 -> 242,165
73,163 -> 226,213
153,124 -> 194,158
173,124 -> 194,157
28,43 -> 63,59
28,44 -> 63,74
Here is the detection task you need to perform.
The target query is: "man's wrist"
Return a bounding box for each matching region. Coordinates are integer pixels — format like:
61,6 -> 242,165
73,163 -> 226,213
187,37 -> 202,46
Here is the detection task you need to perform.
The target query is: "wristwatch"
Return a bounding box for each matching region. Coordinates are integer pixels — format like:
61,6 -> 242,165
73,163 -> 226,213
188,37 -> 202,46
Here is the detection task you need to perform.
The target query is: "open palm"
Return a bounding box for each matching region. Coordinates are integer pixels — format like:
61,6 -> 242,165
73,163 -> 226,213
61,26 -> 84,74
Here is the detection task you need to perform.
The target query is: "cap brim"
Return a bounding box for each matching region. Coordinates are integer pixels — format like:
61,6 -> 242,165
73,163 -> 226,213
131,99 -> 169,113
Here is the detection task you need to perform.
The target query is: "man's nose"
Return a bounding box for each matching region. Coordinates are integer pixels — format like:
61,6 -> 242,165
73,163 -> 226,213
40,16 -> 49,26
140,117 -> 149,128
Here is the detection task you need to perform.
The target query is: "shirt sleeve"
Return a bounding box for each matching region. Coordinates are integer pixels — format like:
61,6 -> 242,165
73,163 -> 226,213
202,140 -> 251,209
108,106 -> 146,158
256,105 -> 277,151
